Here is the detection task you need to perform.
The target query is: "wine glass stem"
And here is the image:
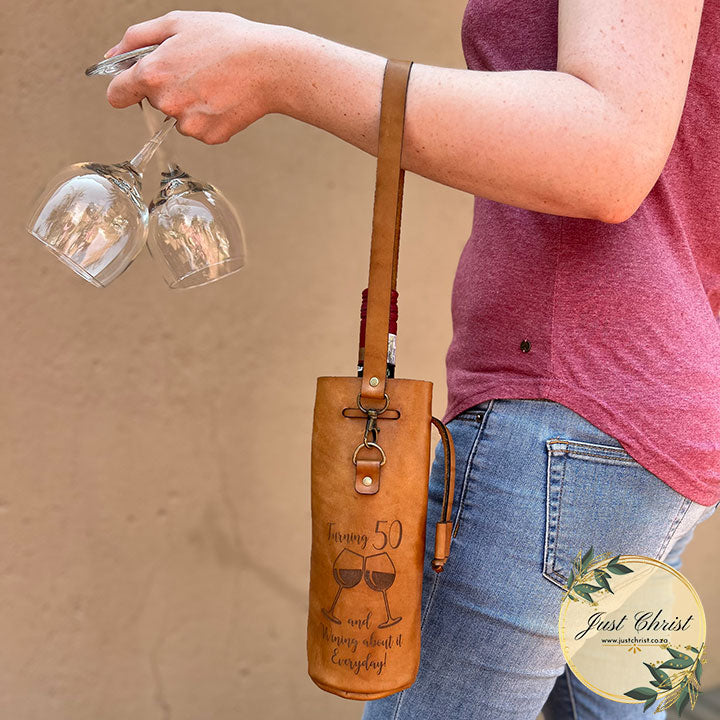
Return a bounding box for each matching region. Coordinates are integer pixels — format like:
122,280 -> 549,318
139,100 -> 173,172
130,115 -> 177,174
328,586 -> 343,615
382,590 -> 392,623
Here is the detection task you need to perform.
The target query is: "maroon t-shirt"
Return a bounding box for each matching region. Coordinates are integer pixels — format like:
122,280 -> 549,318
441,0 -> 720,505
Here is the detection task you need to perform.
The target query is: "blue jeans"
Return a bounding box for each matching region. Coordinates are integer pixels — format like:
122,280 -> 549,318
362,398 -> 719,720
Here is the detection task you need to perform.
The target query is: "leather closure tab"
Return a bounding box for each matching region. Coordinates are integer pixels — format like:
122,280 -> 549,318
355,458 -> 380,495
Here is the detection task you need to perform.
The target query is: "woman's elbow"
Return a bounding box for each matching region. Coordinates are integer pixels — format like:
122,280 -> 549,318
595,197 -> 643,224
592,143 -> 668,224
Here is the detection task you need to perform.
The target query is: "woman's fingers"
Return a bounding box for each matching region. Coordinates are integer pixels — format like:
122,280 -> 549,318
106,56 -> 164,108
104,11 -> 180,58
106,30 -> 181,109
103,13 -> 183,107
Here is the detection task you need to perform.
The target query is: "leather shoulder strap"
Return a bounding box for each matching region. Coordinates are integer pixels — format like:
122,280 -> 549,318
360,59 -> 412,406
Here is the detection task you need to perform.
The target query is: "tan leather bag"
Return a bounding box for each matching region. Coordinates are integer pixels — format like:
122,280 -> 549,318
306,58 -> 458,701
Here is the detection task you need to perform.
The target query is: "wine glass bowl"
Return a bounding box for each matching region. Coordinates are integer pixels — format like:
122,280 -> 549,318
322,548 -> 365,625
147,164 -> 246,289
27,115 -> 176,287
27,161 -> 148,287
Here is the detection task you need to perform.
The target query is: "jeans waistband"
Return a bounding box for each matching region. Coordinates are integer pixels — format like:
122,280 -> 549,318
462,398 -> 561,414
464,399 -> 493,412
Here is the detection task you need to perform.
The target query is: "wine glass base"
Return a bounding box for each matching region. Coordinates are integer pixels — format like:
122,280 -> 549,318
167,257 -> 245,290
321,609 -> 342,625
377,616 -> 402,629
27,228 -> 104,288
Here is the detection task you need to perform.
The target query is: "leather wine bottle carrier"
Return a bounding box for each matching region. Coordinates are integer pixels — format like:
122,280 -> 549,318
306,58 -> 458,701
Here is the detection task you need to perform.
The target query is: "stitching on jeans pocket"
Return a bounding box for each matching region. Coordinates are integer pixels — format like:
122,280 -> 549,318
546,438 -> 640,467
543,440 -> 570,591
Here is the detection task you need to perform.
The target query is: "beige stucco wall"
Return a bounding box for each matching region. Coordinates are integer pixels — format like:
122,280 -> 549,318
1,2 -> 718,718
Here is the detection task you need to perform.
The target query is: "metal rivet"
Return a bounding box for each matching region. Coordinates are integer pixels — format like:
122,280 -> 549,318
369,376 -> 379,387
520,339 -> 531,353
362,476 -> 373,486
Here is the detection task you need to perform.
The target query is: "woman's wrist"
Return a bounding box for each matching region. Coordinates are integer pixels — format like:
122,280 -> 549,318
258,21 -> 387,156
260,23 -> 327,119
252,20 -> 301,117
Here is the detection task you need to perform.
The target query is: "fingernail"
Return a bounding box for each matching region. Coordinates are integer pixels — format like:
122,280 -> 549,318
103,46 -> 116,59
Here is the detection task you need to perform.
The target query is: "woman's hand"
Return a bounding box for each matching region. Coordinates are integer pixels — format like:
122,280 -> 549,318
105,10 -> 283,144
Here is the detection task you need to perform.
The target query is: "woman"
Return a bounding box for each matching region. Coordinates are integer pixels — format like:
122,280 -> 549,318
105,3 -> 720,718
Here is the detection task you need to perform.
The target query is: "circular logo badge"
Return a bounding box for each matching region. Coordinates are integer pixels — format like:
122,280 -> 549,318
558,551 -> 707,715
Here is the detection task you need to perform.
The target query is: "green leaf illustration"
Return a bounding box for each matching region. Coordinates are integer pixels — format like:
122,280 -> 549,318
566,568 -> 575,589
625,646 -> 707,717
644,663 -> 672,689
667,648 -> 693,663
580,546 -> 594,574
607,562 -> 633,574
676,686 -> 690,716
574,583 -> 602,594
625,687 -> 658,702
689,646 -> 699,653
608,554 -> 621,565
575,589 -> 593,602
594,570 -> 613,593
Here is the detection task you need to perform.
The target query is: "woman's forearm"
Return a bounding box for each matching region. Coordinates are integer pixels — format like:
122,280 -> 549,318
271,25 -> 646,224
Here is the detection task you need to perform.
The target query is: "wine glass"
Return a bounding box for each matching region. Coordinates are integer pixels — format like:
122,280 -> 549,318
137,101 -> 247,290
364,551 -> 402,628
92,45 -> 247,290
27,116 -> 176,287
147,163 -> 247,289
322,549 -> 365,625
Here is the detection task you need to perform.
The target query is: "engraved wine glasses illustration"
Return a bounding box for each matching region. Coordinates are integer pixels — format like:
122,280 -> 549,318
322,549 -> 402,628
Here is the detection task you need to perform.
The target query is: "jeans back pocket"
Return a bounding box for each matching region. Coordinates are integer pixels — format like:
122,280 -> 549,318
542,438 -> 692,591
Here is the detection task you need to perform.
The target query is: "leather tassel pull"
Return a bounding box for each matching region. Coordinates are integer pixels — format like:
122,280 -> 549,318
431,521 -> 453,572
